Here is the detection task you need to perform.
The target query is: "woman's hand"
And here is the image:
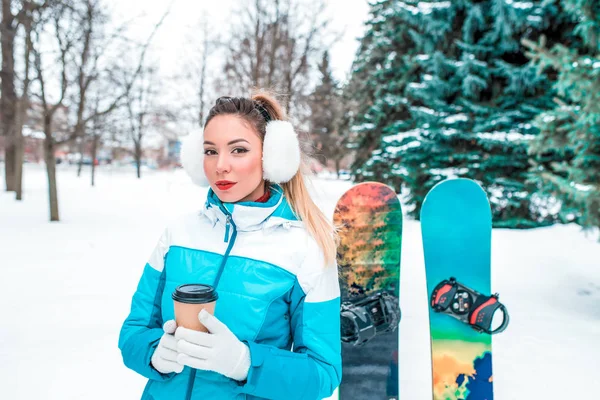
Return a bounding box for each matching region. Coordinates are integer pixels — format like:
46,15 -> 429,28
151,320 -> 184,375
175,310 -> 251,381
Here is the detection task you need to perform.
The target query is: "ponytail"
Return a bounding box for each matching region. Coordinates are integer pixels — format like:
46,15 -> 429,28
251,90 -> 338,267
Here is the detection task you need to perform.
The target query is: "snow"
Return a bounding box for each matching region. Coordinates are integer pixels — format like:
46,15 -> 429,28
430,167 -> 470,179
572,182 -> 594,192
443,114 -> 469,124
382,128 -> 424,143
387,142 -> 421,153
414,106 -> 438,116
400,1 -> 451,15
477,130 -> 536,142
1,163 -> 599,399
530,193 -> 562,219
383,93 -> 403,107
391,166 -> 409,176
353,122 -> 376,132
408,82 -> 426,89
506,0 -> 534,10
443,128 -> 459,136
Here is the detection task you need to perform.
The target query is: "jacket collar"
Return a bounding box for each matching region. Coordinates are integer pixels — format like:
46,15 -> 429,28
200,184 -> 302,231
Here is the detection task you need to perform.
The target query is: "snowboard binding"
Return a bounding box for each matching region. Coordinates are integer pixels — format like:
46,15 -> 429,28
430,277 -> 509,335
340,291 -> 401,346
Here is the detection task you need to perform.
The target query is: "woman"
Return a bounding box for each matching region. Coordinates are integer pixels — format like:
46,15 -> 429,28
118,92 -> 342,400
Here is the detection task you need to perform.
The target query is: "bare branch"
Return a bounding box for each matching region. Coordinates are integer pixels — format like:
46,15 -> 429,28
83,4 -> 172,123
14,0 -> 53,28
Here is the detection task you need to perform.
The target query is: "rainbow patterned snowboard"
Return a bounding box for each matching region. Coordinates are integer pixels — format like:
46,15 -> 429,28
334,182 -> 402,400
421,178 -> 494,400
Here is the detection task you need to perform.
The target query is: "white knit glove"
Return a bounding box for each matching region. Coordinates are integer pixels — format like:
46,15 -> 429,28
151,320 -> 184,374
175,309 -> 251,381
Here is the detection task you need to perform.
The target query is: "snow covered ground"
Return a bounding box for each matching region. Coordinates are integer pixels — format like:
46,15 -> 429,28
0,163 -> 598,399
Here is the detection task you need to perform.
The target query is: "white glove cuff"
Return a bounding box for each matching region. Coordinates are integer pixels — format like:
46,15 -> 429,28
229,343 -> 251,381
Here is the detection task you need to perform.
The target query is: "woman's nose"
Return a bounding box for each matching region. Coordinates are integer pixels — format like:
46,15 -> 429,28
215,154 -> 231,174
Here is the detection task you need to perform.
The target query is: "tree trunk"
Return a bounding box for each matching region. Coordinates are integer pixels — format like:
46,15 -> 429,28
77,137 -> 84,177
91,134 -> 98,187
14,90 -> 26,201
135,143 -> 142,179
43,129 -> 59,221
335,158 -> 341,179
15,15 -> 33,201
1,0 -> 16,192
14,122 -> 24,200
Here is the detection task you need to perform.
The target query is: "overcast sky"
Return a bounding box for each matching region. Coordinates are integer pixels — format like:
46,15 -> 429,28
105,0 -> 370,83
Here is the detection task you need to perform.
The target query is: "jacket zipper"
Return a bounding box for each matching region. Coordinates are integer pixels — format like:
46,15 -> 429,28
214,211 -> 237,288
184,205 -> 238,400
224,215 -> 231,242
184,372 -> 195,400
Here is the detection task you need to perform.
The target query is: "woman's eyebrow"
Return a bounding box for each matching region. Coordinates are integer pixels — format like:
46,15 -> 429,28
203,139 -> 250,145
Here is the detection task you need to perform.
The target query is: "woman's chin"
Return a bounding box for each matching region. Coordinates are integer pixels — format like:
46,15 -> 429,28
214,190 -> 242,203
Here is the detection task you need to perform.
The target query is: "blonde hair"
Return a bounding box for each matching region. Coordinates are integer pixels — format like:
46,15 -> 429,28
252,90 -> 338,267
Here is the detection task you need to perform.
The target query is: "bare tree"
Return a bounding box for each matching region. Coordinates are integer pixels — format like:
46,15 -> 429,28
68,1 -> 170,181
222,0 -> 332,119
197,17 -> 210,127
124,66 -> 160,179
1,0 -> 21,192
170,15 -> 215,130
14,2 -> 36,200
29,0 -> 169,221
76,75 -> 113,187
72,0 -> 100,178
87,93 -> 104,186
1,0 -> 50,195
30,2 -> 75,221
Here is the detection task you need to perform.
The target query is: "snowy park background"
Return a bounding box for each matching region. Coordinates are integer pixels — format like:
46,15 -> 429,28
1,0 -> 600,399
0,163 -> 598,399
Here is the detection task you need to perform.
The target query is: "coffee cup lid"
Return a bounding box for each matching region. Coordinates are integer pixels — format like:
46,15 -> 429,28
172,284 -> 218,304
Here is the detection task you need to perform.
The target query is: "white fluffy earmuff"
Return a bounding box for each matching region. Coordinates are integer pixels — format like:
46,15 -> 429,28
181,120 -> 301,187
262,120 -> 301,183
180,128 -> 210,187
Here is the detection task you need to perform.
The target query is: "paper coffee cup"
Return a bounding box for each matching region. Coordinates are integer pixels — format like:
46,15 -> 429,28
172,284 -> 218,332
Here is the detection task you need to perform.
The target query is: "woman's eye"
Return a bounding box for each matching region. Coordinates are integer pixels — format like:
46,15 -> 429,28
204,148 -> 247,155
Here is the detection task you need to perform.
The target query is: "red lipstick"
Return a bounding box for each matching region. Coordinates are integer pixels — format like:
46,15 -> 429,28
215,180 -> 237,190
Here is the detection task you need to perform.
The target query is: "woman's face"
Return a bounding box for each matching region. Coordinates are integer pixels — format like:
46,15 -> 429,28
203,115 -> 265,203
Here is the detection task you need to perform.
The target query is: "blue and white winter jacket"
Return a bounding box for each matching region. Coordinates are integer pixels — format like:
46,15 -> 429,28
118,185 -> 342,399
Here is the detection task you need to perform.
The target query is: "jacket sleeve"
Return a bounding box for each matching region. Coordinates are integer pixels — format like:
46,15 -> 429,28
236,237 -> 342,400
118,228 -> 174,381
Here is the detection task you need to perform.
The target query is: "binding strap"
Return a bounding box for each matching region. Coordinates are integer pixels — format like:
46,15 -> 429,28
430,277 -> 509,335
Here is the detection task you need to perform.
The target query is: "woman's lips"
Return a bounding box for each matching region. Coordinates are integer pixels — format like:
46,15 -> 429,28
216,182 -> 236,190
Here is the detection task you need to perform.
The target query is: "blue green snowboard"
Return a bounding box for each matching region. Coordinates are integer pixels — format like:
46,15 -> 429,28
421,178 -> 495,400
